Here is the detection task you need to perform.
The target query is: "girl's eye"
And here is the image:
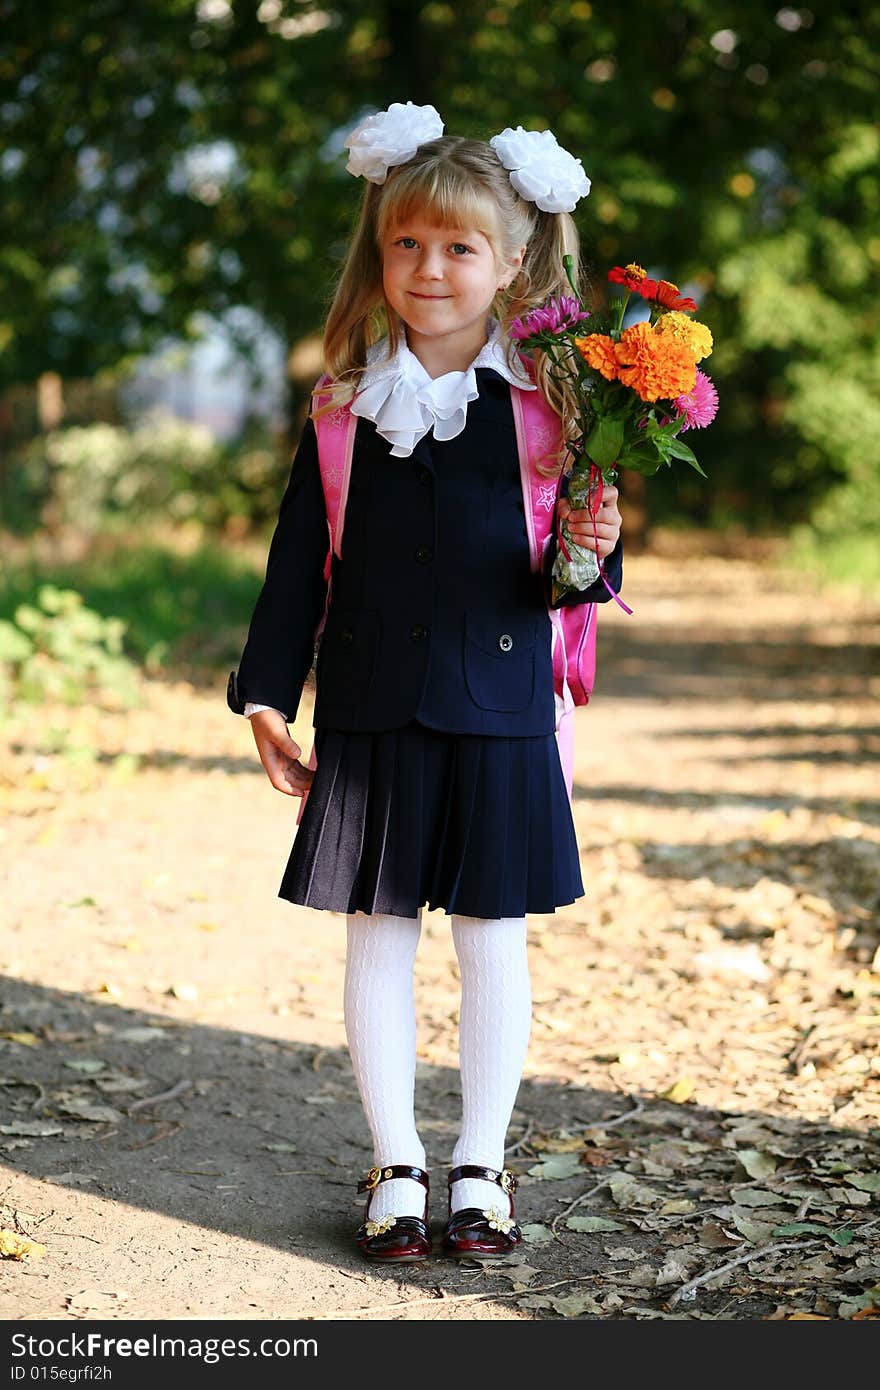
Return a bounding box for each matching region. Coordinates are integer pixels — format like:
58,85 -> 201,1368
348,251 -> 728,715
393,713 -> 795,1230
393,237 -> 475,255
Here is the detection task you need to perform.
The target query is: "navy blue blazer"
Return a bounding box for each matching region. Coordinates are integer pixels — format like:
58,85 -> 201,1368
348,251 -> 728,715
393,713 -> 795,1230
226,368 -> 623,735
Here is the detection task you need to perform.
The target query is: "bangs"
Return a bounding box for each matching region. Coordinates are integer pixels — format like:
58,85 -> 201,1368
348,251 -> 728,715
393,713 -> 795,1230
377,162 -> 501,247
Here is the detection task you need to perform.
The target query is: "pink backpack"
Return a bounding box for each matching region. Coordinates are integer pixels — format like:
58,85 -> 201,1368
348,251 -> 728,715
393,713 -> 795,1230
296,363 -> 598,819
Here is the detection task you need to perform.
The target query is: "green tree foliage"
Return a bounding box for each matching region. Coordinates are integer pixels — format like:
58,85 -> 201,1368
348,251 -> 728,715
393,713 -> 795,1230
1,1 -> 878,533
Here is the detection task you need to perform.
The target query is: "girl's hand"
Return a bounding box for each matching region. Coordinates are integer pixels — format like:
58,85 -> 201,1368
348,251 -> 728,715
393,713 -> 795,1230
558,484 -> 621,558
249,710 -> 314,797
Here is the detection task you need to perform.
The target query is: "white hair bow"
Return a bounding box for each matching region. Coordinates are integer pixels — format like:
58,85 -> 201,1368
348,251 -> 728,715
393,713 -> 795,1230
343,101 -> 444,184
489,126 -> 591,213
342,103 -> 591,214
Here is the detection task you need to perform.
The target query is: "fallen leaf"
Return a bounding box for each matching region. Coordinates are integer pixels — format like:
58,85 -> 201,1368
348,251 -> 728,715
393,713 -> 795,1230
727,1211 -> 785,1244
498,1263 -> 541,1286
0,1032 -> 41,1047
828,1187 -> 871,1207
607,1173 -> 662,1210
737,1149 -> 778,1180
566,1215 -> 626,1233
65,1059 -> 108,1074
533,1132 -> 588,1154
620,1264 -> 657,1288
0,1230 -> 46,1261
847,1173 -> 880,1193
55,1100 -> 123,1124
697,1223 -> 739,1256
527,1153 -> 583,1181
580,1148 -> 617,1168
550,1291 -> 603,1317
730,1186 -> 786,1207
662,1077 -> 696,1104
95,1073 -> 152,1094
659,1198 -> 697,1215
520,1223 -> 555,1244
655,1251 -> 700,1286
263,1142 -> 297,1154
0,1121 -> 64,1138
114,1027 -> 167,1044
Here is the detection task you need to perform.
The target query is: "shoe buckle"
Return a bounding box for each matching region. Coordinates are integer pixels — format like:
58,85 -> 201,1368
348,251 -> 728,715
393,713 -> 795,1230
499,1169 -> 517,1195
364,1166 -> 381,1190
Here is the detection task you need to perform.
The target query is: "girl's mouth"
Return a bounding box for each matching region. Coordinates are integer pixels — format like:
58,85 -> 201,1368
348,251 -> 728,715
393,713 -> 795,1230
409,292 -> 450,299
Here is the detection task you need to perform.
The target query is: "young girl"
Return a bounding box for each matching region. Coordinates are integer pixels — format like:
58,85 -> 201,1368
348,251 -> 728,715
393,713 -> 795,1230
227,102 -> 623,1262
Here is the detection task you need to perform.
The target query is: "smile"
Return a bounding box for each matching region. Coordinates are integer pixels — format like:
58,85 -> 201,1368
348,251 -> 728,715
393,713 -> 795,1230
408,292 -> 450,299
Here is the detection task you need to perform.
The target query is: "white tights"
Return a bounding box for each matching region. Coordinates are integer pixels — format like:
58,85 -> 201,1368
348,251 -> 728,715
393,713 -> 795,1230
343,910 -> 532,1219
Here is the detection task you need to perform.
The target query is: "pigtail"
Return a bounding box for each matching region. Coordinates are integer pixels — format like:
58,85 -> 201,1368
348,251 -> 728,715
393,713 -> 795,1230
313,183 -> 391,419
498,208 -> 584,478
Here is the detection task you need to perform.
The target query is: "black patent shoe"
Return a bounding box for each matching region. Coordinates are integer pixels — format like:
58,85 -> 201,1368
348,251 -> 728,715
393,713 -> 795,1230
354,1164 -> 431,1262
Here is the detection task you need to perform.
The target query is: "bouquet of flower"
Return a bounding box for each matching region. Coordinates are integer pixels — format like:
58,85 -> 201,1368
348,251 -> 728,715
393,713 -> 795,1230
510,258 -> 718,603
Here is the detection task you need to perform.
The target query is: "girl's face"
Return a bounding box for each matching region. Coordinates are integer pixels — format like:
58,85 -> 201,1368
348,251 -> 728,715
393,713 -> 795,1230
382,214 -> 521,350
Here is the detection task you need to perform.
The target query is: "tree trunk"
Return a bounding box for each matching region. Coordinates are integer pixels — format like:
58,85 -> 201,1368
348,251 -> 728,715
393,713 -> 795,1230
385,0 -> 431,103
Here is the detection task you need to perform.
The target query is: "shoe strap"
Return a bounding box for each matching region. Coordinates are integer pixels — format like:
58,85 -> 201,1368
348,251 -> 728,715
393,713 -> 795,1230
447,1164 -> 518,1194
357,1164 -> 429,1195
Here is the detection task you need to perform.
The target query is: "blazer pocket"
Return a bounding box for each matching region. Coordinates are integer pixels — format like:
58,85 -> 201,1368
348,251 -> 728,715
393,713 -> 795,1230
316,608 -> 380,704
464,611 -> 537,713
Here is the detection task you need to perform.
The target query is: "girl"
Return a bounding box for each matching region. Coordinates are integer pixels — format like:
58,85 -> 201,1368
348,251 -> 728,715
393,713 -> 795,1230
227,102 -> 623,1262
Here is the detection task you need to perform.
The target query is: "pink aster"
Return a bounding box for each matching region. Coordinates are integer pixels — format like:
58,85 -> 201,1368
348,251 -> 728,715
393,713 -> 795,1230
509,295 -> 590,340
672,368 -> 718,431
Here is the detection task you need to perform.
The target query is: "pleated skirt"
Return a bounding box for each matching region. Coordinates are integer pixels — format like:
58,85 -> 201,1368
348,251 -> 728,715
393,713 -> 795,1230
278,720 -> 584,920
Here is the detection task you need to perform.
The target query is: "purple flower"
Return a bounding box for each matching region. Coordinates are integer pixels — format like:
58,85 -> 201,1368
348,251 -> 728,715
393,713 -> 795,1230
672,369 -> 719,431
509,295 -> 591,341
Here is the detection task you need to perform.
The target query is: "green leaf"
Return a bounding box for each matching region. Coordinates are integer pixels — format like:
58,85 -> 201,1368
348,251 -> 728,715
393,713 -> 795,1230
618,444 -> 666,476
584,415 -> 625,469
666,437 -> 709,476
772,1222 -> 856,1245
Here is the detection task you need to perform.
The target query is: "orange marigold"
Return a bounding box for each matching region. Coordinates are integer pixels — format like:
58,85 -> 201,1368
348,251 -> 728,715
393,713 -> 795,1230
613,322 -> 696,401
653,310 -> 713,362
574,333 -> 619,381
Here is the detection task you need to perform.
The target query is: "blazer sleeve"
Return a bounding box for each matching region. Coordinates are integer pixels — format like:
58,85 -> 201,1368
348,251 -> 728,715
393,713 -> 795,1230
226,414 -> 329,719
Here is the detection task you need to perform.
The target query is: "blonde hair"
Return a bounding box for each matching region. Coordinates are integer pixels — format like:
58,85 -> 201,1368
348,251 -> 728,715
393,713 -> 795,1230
313,134 -> 588,476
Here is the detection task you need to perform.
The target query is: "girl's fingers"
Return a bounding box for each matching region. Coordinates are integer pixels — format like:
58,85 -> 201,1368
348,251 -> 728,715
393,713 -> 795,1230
259,738 -> 314,797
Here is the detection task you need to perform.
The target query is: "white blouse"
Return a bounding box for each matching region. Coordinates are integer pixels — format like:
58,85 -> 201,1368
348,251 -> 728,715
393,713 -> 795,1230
243,317 -> 534,720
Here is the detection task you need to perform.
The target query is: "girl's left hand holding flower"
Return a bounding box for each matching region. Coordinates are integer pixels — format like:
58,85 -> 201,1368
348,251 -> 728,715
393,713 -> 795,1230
557,484 -> 622,557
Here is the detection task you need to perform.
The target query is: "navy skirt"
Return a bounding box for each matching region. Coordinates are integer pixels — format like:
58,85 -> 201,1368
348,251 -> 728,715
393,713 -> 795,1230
278,720 -> 584,919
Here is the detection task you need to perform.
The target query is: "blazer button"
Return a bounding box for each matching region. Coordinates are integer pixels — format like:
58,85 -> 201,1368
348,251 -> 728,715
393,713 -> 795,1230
415,544 -> 433,564
340,627 -> 354,645
498,633 -> 514,652
409,624 -> 429,642
419,467 -> 432,486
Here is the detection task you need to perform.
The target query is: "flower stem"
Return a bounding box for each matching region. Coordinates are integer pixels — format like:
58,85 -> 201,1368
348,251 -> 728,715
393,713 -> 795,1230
562,254 -> 582,305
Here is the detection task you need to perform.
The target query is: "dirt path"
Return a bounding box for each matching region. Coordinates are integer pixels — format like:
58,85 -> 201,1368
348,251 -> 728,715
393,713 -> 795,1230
2,544 -> 879,1321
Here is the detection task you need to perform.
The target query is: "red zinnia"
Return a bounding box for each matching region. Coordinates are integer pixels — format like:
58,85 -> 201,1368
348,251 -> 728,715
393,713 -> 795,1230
608,262 -> 650,293
648,279 -> 698,313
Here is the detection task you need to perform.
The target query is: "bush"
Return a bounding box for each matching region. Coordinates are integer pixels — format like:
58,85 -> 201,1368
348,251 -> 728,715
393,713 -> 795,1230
0,584 -> 141,708
9,409 -> 292,534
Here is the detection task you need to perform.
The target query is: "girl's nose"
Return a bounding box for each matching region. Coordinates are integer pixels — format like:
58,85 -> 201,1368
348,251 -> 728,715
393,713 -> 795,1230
416,250 -> 445,280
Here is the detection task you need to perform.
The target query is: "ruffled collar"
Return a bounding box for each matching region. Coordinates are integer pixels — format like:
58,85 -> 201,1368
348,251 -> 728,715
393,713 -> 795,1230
350,315 -> 536,458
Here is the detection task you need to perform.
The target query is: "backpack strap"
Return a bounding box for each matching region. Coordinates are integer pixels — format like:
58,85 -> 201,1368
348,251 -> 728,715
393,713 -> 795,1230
509,375 -> 564,573
311,373 -> 358,578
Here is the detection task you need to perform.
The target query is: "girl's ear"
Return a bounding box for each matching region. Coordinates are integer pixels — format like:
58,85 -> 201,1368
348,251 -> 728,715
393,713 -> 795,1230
499,243 -> 528,290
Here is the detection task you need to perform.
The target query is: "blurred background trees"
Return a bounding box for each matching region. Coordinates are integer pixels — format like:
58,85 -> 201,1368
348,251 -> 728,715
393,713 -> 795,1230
1,1 -> 878,697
